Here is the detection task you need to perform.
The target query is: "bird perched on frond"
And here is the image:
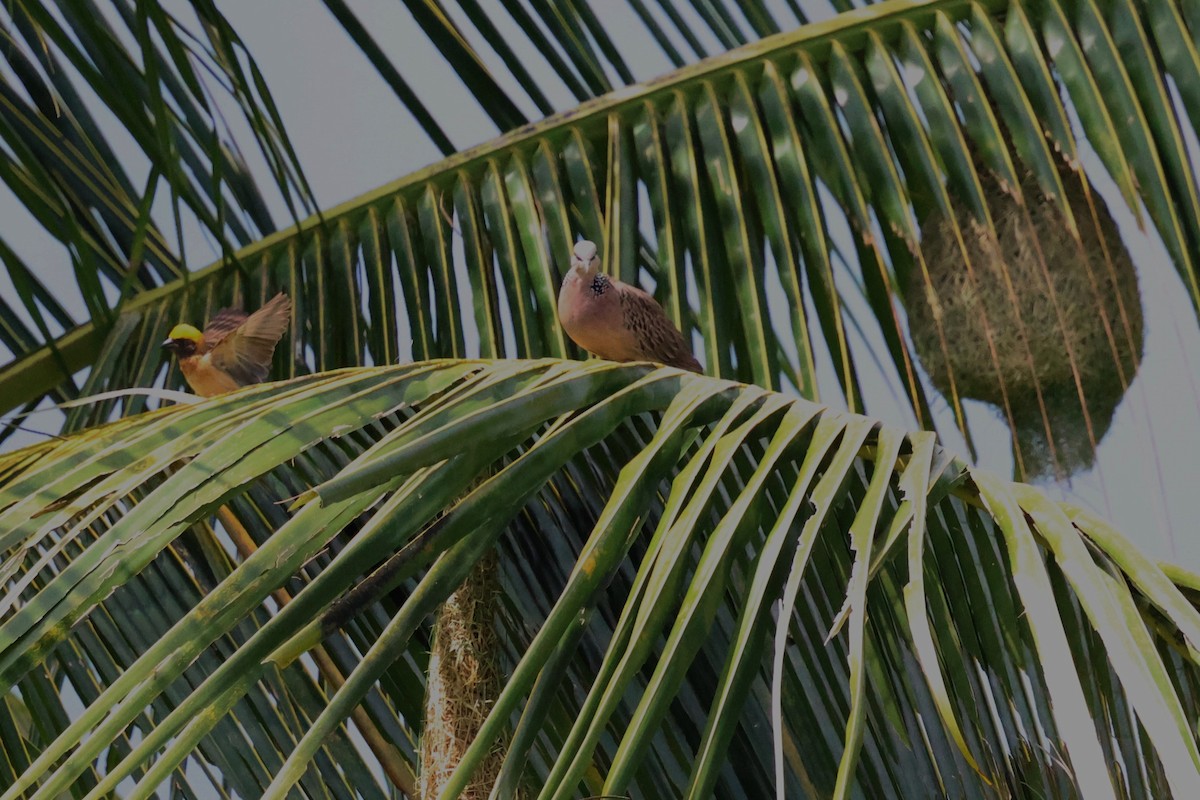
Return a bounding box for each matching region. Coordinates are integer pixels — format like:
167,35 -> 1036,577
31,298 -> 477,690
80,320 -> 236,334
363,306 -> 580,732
557,240 -> 702,373
162,292 -> 292,397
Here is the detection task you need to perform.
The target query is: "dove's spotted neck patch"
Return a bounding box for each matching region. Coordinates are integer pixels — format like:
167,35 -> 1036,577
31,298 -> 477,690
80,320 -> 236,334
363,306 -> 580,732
590,273 -> 611,296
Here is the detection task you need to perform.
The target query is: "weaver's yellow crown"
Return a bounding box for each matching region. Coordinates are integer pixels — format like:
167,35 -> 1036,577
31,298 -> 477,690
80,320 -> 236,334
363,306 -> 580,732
167,323 -> 203,342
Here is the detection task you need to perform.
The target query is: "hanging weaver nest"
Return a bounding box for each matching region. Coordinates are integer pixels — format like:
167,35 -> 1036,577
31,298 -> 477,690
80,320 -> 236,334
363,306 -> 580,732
906,155 -> 1144,478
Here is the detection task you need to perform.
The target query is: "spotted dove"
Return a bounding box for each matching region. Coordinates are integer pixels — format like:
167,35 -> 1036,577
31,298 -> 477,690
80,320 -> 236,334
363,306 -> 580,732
557,240 -> 702,373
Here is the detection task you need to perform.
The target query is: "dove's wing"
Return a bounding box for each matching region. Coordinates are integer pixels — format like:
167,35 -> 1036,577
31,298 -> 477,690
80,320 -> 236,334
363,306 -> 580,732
208,293 -> 292,386
616,283 -> 702,373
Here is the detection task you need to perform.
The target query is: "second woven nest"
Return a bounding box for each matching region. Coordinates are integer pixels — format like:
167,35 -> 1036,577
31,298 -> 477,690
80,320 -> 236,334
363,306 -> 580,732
906,157 -> 1144,478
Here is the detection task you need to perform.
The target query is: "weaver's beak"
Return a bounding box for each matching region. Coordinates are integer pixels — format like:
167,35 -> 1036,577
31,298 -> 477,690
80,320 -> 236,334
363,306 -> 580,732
161,339 -> 177,351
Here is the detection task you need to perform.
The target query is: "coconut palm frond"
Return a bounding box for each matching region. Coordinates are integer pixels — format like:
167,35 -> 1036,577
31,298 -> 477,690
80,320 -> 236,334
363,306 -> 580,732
3,0 -> 801,358
1,361 -> 1197,798
1,1 -> 1198,795
4,0 -> 1195,481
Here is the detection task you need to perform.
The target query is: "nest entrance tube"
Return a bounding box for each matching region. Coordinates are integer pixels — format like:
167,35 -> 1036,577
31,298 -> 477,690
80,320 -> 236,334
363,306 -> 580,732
419,552 -> 505,799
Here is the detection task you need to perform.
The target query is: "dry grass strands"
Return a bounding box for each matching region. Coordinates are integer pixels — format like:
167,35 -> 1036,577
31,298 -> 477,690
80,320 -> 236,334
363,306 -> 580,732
907,157 -> 1144,479
419,551 -> 506,799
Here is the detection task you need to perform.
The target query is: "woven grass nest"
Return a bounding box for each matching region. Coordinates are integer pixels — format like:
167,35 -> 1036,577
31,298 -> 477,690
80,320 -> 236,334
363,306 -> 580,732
906,159 -> 1144,478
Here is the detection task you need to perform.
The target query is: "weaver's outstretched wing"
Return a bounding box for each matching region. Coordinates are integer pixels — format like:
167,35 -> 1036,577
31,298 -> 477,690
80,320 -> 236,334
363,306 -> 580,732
208,293 -> 292,385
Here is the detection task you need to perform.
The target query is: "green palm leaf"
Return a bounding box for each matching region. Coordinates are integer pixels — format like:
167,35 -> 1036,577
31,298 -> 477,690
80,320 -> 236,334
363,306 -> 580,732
4,0 -> 1195,469
2,0 -> 1199,796
1,361 -> 1197,796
